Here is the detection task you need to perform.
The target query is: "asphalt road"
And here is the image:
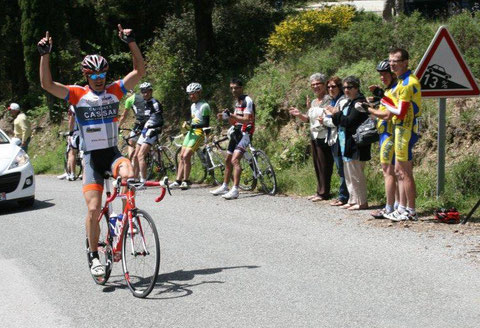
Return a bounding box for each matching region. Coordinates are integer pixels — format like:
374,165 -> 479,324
1,176 -> 480,327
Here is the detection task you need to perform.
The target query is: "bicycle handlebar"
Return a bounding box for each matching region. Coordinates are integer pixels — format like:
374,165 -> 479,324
109,176 -> 171,203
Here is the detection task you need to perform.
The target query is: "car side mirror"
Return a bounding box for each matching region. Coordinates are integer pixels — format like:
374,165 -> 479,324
11,137 -> 21,147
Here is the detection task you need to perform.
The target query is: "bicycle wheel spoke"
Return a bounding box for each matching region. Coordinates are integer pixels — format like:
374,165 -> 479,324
122,210 -> 160,298
238,155 -> 256,191
255,150 -> 277,195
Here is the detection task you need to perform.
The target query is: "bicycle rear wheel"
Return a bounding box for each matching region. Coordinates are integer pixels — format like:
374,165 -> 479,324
73,151 -> 83,180
254,150 -> 277,195
86,214 -> 113,285
121,210 -> 160,298
238,155 -> 257,191
159,147 -> 177,180
207,149 -> 225,185
175,148 -> 207,184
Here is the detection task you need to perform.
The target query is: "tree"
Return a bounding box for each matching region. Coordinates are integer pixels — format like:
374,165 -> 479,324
193,0 -> 215,60
0,2 -> 28,105
383,0 -> 405,21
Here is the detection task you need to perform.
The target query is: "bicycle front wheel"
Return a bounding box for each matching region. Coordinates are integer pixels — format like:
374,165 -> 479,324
122,210 -> 160,298
86,214 -> 113,285
238,156 -> 257,191
255,150 -> 277,195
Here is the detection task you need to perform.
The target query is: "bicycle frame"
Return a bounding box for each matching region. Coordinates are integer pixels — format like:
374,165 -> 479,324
97,178 -> 167,261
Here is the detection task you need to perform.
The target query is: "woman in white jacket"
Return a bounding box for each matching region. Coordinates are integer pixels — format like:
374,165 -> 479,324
289,73 -> 334,202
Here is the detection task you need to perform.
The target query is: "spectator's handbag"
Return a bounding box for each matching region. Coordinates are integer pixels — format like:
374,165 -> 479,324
353,118 -> 379,146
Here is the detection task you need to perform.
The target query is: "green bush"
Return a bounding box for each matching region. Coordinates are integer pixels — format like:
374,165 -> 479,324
448,155 -> 480,196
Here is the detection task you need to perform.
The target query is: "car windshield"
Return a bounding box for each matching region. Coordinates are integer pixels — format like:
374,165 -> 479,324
0,130 -> 10,144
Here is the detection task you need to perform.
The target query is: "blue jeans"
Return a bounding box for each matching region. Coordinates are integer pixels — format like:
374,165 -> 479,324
332,147 -> 349,203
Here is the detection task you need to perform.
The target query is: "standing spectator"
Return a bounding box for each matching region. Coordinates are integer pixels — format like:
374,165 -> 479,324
367,60 -> 400,219
324,76 -> 349,206
289,73 -> 334,201
8,103 -> 31,152
328,76 -> 370,210
382,48 -> 422,221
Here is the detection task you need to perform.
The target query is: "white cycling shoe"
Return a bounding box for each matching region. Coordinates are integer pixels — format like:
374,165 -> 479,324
222,188 -> 239,200
211,185 -> 229,196
90,258 -> 106,277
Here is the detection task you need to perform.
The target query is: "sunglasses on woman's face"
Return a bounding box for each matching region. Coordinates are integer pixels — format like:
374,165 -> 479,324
88,72 -> 107,80
343,85 -> 355,90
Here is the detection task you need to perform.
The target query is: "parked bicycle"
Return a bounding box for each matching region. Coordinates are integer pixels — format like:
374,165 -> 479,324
86,174 -> 170,298
58,131 -> 83,181
238,143 -> 277,196
119,128 -> 177,181
174,127 -> 228,185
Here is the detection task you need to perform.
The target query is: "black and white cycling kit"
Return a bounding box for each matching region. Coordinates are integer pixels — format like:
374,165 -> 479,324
227,95 -> 255,154
137,97 -> 164,146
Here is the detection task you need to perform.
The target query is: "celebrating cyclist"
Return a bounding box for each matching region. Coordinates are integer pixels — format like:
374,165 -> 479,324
211,78 -> 255,200
134,82 -> 164,182
170,82 -> 211,190
118,89 -> 146,173
38,25 -> 145,277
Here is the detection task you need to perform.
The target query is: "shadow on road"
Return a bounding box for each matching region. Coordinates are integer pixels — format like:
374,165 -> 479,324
0,198 -> 55,215
101,265 -> 260,299
153,265 -> 260,300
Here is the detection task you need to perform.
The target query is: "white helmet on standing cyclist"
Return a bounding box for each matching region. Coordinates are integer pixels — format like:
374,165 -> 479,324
140,82 -> 153,92
186,82 -> 202,94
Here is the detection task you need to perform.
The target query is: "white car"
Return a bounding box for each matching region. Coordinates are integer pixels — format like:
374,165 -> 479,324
0,128 -> 35,207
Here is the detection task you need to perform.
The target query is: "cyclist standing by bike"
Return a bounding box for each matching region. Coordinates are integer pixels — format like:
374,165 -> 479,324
38,25 -> 145,277
135,82 -> 164,182
211,78 -> 255,200
119,90 -> 146,176
170,82 -> 211,190
63,105 -> 81,181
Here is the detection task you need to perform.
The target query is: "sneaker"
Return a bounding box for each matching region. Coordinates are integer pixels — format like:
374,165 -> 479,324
371,208 -> 391,219
211,185 -> 229,196
169,181 -> 181,189
90,258 -> 105,277
180,181 -> 190,190
403,211 -> 419,221
384,210 -> 407,222
57,172 -> 68,180
222,188 -> 239,200
68,173 -> 75,181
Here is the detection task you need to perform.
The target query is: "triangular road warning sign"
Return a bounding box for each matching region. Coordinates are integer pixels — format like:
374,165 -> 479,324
415,26 -> 480,98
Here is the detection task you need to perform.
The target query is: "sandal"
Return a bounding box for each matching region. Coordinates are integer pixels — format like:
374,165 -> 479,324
341,203 -> 355,209
311,196 -> 324,202
330,199 -> 345,206
307,194 -> 318,200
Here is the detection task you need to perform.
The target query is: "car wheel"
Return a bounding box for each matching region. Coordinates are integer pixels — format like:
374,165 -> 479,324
18,197 -> 35,208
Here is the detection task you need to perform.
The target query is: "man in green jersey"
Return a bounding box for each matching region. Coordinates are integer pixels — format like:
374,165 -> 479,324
170,82 -> 211,190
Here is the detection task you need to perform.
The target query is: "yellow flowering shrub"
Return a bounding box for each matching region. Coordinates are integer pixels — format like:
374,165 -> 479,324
267,5 -> 356,57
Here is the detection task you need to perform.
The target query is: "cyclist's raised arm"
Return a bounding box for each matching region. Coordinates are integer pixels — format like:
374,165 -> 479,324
118,24 -> 145,91
38,32 -> 69,99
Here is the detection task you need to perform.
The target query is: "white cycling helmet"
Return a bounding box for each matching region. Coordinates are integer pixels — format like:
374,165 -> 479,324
186,82 -> 202,94
81,54 -> 109,74
139,82 -> 153,92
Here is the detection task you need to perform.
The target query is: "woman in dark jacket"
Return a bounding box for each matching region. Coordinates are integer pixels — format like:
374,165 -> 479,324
328,76 -> 371,210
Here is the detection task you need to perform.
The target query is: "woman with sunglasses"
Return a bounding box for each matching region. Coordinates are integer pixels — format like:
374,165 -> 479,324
289,73 -> 334,202
319,76 -> 349,207
327,76 -> 371,211
37,25 -> 145,277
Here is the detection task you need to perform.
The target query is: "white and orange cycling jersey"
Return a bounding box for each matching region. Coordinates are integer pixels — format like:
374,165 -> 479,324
65,80 -> 127,152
